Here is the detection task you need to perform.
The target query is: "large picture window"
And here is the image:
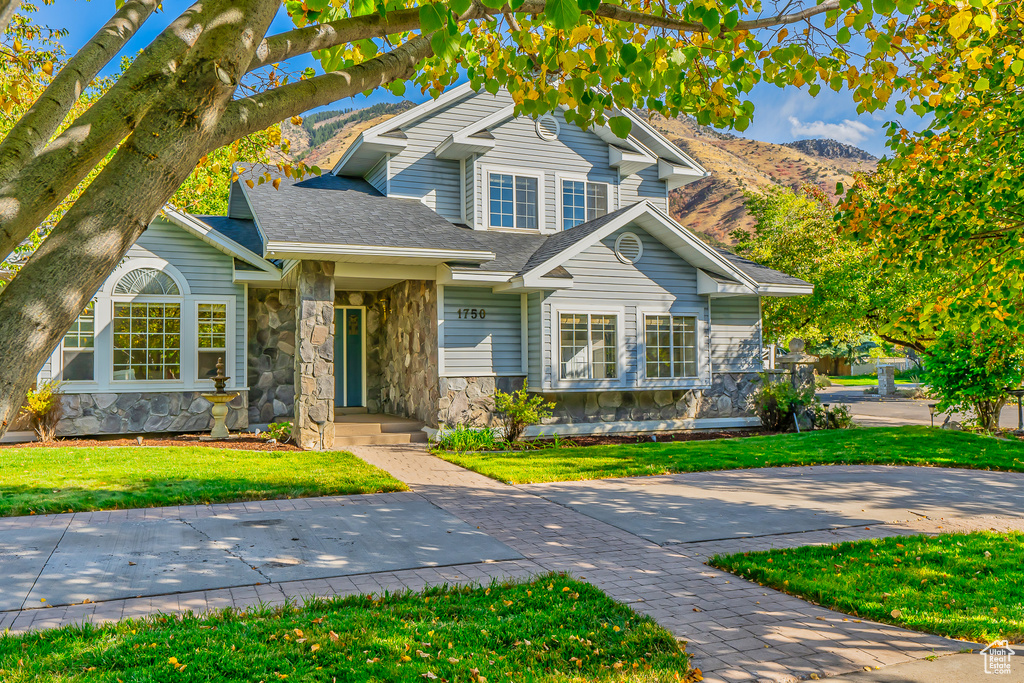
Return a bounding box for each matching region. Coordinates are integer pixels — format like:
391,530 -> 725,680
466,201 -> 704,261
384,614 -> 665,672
645,315 -> 698,379
559,312 -> 617,380
61,301 -> 95,381
562,180 -> 608,229
112,302 -> 181,381
489,172 -> 538,229
197,303 -> 227,380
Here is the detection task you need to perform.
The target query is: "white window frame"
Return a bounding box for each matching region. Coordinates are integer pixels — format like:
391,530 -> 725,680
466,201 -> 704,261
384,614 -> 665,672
481,163 -> 546,232
46,257 -> 239,394
636,306 -> 710,388
556,174 -> 613,231
551,305 -> 626,389
58,301 -> 98,385
193,298 -> 236,386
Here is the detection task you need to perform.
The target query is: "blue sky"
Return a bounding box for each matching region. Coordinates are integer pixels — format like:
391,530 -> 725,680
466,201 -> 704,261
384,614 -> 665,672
36,0 -> 922,157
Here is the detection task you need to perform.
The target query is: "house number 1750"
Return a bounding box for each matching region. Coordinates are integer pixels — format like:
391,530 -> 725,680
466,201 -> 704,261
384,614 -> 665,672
457,308 -> 486,319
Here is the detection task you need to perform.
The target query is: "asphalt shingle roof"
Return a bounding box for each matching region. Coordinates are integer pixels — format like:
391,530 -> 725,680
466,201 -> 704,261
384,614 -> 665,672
713,248 -> 812,287
517,204 -> 639,275
236,164 -> 491,254
196,215 -> 263,256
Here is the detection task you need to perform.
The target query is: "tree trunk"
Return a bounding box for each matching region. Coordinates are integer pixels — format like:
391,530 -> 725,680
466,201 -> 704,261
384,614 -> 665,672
0,0 -> 280,437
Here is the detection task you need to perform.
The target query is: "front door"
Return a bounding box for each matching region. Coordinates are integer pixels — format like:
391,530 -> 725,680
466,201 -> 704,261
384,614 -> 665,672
334,307 -> 364,408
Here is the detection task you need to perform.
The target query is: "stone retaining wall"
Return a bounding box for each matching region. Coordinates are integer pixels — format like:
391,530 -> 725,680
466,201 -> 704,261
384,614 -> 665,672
247,288 -> 296,424
56,392 -> 247,436
436,372 -> 761,427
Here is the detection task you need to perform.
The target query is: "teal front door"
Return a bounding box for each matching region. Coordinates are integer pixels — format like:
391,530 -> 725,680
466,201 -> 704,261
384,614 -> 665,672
334,307 -> 364,408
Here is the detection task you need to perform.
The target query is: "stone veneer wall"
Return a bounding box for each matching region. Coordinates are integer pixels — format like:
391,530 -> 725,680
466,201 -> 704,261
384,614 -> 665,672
56,392 -> 247,436
437,372 -> 761,427
293,261 -> 335,450
378,280 -> 439,426
248,288 -> 296,424
438,376 -> 525,427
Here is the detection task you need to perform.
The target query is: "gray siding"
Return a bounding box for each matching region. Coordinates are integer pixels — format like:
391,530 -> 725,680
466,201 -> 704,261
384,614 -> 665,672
542,225 -> 711,389
527,291 -> 543,386
709,296 -> 763,373
227,181 -> 253,219
389,94 -> 508,222
130,219 -> 247,381
442,286 -> 522,375
390,89 -> 670,230
365,155 -> 388,193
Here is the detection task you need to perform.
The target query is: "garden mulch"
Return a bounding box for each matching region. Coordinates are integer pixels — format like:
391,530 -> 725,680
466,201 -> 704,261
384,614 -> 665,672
0,434 -> 299,451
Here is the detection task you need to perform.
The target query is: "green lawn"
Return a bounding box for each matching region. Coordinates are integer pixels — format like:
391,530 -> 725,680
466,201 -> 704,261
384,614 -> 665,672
0,575 -> 691,683
710,533 -> 1024,643
0,446 -> 406,517
826,376 -> 912,386
436,426 -> 1024,484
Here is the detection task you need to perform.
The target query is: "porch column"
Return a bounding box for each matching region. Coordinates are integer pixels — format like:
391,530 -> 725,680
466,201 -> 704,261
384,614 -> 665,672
294,261 -> 335,450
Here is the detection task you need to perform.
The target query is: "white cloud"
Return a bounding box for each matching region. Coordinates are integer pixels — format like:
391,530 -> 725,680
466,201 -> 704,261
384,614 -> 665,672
787,116 -> 873,145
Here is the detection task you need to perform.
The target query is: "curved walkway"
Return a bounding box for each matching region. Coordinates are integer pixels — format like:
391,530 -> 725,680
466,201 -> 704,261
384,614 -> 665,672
2,446 -> 1022,683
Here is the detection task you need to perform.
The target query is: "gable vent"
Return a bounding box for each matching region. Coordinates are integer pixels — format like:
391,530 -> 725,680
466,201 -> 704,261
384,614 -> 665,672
614,232 -> 644,264
535,114 -> 560,141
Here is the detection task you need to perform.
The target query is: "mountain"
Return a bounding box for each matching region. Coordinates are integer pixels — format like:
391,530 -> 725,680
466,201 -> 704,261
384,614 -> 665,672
283,101 -> 416,169
286,103 -> 877,245
646,114 -> 878,244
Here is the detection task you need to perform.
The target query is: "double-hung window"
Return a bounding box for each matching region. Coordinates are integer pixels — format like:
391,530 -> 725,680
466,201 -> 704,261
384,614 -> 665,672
644,315 -> 698,379
197,303 -> 228,380
62,301 -> 95,381
559,313 -> 618,380
562,179 -> 608,229
488,171 -> 538,229
111,267 -> 182,382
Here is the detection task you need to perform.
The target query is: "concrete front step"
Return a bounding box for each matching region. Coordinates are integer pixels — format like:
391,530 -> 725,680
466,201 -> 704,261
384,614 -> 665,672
333,431 -> 429,447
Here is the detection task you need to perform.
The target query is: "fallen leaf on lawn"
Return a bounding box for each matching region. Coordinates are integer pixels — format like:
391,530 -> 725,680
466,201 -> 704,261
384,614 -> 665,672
417,650 -> 431,658
891,609 -> 902,618
293,629 -> 304,637
329,631 -> 339,642
400,655 -> 412,662
448,657 -> 460,663
421,673 -> 438,680
311,644 -> 320,653
311,617 -> 324,624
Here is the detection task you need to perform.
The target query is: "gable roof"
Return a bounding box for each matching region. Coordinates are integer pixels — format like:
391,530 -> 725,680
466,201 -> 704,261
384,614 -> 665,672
234,164 -> 495,263
503,201 -> 812,296
160,205 -> 276,273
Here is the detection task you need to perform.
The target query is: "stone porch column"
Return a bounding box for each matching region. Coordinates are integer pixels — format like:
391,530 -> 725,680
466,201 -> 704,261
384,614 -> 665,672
294,261 -> 335,450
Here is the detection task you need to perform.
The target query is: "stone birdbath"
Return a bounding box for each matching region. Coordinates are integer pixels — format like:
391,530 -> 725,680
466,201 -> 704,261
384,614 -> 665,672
201,357 -> 239,440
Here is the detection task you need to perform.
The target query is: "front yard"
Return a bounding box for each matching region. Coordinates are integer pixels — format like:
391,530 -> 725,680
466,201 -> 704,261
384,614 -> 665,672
0,446 -> 405,517
710,532 -> 1024,643
436,426 -> 1024,484
0,574 -> 692,682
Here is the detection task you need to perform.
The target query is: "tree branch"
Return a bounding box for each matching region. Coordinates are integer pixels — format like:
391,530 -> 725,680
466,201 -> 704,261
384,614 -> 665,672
0,0 -> 19,34
0,0 -> 160,186
0,0 -> 241,264
216,35 -> 434,148
251,0 -> 839,70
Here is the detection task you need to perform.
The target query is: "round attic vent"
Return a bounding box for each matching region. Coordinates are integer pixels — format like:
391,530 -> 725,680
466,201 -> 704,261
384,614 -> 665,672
614,232 -> 644,264
535,114 -> 560,141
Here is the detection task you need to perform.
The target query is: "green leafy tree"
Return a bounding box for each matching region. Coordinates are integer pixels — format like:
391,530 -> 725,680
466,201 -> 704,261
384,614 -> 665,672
0,0 -> 1005,436
840,1 -> 1023,339
923,328 -> 1024,432
733,185 -> 944,352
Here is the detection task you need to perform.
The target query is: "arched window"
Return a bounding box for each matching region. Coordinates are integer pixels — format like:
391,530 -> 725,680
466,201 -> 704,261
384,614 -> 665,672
111,268 -> 182,381
113,267 -> 180,296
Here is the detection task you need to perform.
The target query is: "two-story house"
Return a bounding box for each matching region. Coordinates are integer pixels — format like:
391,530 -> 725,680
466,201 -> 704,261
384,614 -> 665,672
40,84 -> 812,449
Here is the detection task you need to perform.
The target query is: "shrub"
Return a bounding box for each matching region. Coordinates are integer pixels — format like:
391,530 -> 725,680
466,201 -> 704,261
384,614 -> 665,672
263,421 -> 292,443
814,373 -> 832,389
22,380 -> 65,442
749,374 -> 817,432
435,424 -> 499,452
923,328 -> 1024,432
812,402 -> 853,429
493,381 -> 555,443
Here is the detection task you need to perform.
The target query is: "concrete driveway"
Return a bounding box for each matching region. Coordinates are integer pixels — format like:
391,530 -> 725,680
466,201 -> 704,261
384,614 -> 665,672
524,465 -> 1024,545
0,497 -> 520,610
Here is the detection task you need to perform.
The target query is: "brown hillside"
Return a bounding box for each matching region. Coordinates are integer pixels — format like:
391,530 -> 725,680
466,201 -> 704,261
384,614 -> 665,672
648,114 -> 877,244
